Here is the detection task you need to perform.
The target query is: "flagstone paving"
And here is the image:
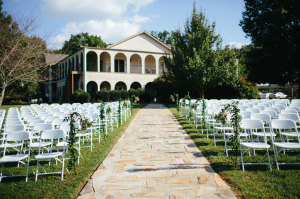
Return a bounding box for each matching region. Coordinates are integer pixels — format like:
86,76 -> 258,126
78,104 -> 236,199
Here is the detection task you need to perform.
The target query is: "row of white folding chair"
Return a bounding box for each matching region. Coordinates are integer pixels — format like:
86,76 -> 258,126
227,119 -> 299,171
0,130 -> 67,182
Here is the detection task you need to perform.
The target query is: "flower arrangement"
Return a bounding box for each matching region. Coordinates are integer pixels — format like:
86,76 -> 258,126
134,96 -> 139,103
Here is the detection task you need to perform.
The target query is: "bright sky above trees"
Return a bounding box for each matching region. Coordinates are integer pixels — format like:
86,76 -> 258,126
3,0 -> 250,49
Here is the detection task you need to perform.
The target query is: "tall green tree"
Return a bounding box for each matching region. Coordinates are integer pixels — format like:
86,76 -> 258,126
164,4 -> 238,98
61,32 -> 106,55
240,0 -> 300,95
0,0 -> 47,106
150,30 -> 174,45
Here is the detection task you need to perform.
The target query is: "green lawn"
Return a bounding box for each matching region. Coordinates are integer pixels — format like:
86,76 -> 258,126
0,104 -> 144,199
169,106 -> 300,199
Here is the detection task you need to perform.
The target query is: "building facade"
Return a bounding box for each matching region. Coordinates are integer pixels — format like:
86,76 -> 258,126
45,31 -> 171,102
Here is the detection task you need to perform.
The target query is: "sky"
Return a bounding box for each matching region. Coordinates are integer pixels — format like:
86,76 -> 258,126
2,0 -> 251,50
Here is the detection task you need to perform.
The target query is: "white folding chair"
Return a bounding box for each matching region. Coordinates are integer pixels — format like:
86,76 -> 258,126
0,132 -> 31,182
271,119 -> 300,170
35,129 -> 67,181
240,119 -> 272,171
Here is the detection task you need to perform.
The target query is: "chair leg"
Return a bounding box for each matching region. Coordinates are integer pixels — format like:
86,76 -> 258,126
35,160 -> 39,182
240,145 -> 245,172
273,146 -> 280,170
26,158 -> 30,182
267,148 -> 272,171
0,163 -> 3,182
61,158 -> 64,181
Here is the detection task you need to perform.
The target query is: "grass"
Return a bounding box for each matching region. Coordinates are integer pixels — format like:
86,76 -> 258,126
0,104 -> 28,113
169,106 -> 300,199
0,104 -> 145,199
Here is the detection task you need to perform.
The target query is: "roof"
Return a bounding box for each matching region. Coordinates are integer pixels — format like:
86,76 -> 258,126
107,31 -> 171,51
45,53 -> 68,66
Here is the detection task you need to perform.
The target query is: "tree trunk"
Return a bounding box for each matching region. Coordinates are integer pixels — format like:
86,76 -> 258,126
199,87 -> 205,99
0,85 -> 6,107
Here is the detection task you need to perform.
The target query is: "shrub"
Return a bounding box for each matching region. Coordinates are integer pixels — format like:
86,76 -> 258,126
96,90 -> 110,102
110,90 -> 121,101
120,90 -> 129,100
136,88 -> 143,97
236,77 -> 259,99
72,89 -> 90,103
128,88 -> 138,98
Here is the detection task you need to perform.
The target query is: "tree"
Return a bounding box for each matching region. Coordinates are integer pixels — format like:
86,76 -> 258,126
0,0 -> 47,106
164,4 -> 239,98
61,32 -> 106,55
240,0 -> 300,95
150,30 -> 174,45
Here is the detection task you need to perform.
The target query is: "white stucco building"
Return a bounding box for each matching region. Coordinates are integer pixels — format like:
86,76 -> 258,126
45,31 -> 171,102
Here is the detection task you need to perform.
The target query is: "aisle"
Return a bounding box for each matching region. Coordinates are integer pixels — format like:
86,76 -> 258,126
78,103 -> 236,199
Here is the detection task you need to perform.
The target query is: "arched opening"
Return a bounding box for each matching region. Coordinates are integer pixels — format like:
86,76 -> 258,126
114,53 -> 126,73
100,52 -> 111,72
115,81 -> 127,90
87,81 -> 98,101
100,81 -> 111,90
130,54 -> 142,74
130,82 -> 142,89
145,82 -> 157,99
80,53 -> 83,71
159,56 -> 167,74
87,51 -> 98,71
145,55 -> 156,74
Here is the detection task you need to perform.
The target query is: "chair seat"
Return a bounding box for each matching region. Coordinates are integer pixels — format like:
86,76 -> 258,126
29,142 -> 52,148
0,154 -> 28,163
252,132 -> 276,137
215,127 -> 233,131
241,142 -> 270,149
0,143 -> 23,148
274,142 -> 300,149
35,152 -> 63,160
225,132 -> 248,137
56,142 -> 68,147
76,133 -> 92,137
281,132 -> 299,137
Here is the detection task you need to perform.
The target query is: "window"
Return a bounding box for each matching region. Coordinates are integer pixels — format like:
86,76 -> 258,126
114,59 -> 125,72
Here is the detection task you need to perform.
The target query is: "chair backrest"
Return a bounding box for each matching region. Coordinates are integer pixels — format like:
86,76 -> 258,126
248,108 -> 260,113
5,124 -> 25,132
251,113 -> 271,122
53,118 -> 64,126
271,119 -> 297,130
278,113 -> 300,123
60,122 -> 70,132
241,119 -> 264,129
34,123 -> 53,132
263,110 -> 277,118
41,129 -> 65,140
240,111 -> 251,119
281,110 -> 298,115
6,131 -> 30,142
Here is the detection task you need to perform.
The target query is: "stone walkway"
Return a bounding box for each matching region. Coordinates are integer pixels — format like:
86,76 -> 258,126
78,104 -> 236,199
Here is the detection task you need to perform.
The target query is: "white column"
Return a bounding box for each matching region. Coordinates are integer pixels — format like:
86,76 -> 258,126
141,55 -> 145,74
110,53 -> 115,73
155,57 -> 159,75
97,52 -> 100,72
83,49 -> 87,91
127,55 -> 130,74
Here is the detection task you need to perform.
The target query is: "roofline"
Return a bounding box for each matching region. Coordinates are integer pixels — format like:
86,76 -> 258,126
107,30 -> 171,51
84,46 -> 169,55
